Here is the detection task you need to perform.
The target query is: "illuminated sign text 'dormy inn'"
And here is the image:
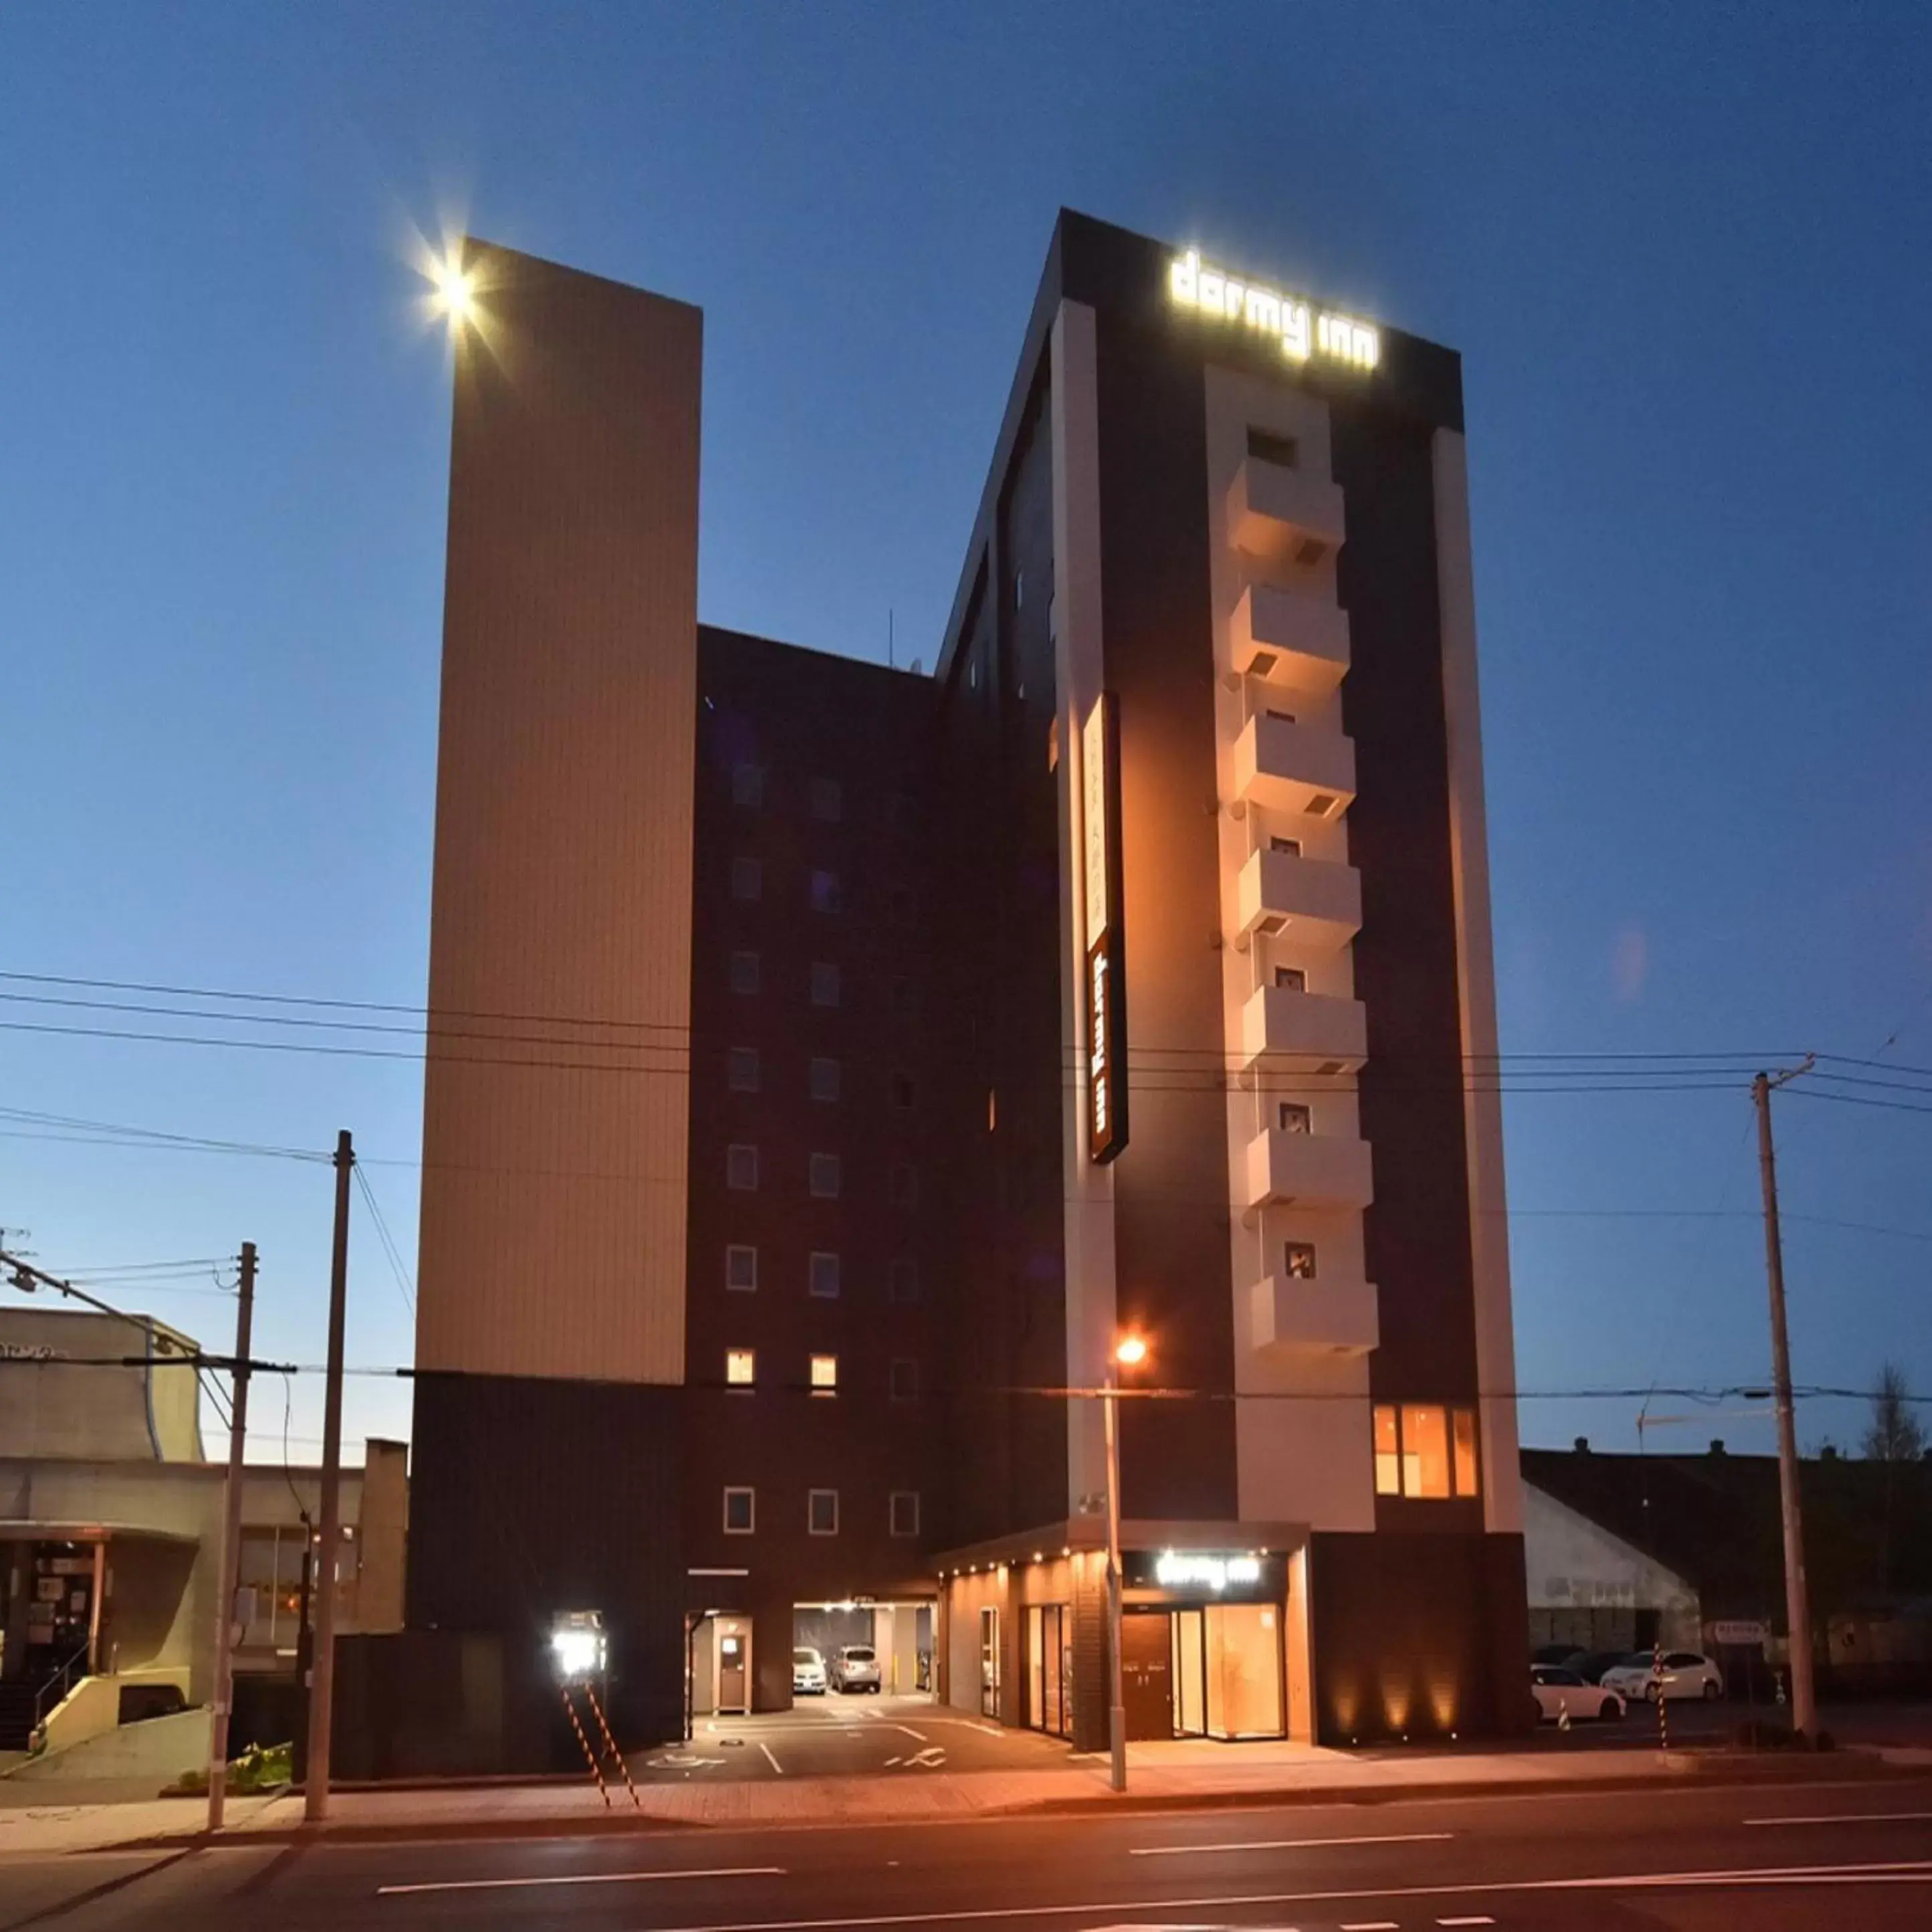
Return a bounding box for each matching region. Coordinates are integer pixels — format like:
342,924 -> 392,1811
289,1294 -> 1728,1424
1082,694 -> 1128,1164
1169,248 -> 1380,372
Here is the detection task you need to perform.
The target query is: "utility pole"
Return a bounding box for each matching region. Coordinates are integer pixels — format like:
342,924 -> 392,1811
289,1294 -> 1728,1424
1755,1068 -> 1817,1742
1102,1364 -> 1127,1793
207,1241 -> 256,1832
304,1131 -> 353,1822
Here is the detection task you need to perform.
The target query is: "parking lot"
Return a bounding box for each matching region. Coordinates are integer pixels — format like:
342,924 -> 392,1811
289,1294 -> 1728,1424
640,1693 -> 1073,1781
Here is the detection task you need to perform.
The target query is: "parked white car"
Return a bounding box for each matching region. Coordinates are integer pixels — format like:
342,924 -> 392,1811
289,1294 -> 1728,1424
793,1646 -> 827,1695
1531,1664 -> 1626,1723
1601,1649 -> 1724,1703
830,1644 -> 881,1693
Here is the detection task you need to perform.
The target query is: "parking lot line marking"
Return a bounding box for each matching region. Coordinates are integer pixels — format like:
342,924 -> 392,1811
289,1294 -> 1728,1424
1438,1918 -> 1496,1927
1745,1812 -> 1932,1828
1133,1834 -> 1455,1858
759,1742 -> 785,1775
377,1866 -> 785,1898
893,1725 -> 928,1742
1341,1921 -> 1399,1930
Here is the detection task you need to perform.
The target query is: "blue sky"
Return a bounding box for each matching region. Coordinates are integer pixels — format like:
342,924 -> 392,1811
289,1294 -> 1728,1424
3,3 -> 1928,1470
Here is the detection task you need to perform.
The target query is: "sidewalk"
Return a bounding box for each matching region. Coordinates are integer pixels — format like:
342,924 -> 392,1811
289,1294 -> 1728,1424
0,1738 -> 1914,1858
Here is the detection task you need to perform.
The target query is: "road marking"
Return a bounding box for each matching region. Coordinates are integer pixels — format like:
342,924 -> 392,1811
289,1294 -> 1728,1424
377,1866 -> 785,1898
1746,1810 -> 1932,1827
1133,1834 -> 1454,1858
1438,1919 -> 1496,1927
1341,1922 -> 1398,1930
894,1725 -> 929,1741
609,1861 -> 1932,1932
759,1742 -> 784,1775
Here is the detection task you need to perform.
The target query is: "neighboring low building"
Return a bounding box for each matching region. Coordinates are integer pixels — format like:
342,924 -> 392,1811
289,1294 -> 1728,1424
1523,1474 -> 1700,1653
0,1305 -> 407,1753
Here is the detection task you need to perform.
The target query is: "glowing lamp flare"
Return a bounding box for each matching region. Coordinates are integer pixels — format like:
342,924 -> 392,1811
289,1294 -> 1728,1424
431,257 -> 476,328
1113,1333 -> 1149,1369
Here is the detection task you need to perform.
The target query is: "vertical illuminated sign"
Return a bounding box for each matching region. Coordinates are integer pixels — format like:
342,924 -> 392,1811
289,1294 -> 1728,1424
1082,693 -> 1129,1163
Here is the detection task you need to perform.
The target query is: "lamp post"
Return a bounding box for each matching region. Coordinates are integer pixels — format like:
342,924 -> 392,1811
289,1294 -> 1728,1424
1104,1333 -> 1147,1794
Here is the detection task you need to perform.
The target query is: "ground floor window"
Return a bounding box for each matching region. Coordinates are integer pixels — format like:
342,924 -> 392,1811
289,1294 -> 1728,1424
1026,1603 -> 1073,1738
979,1605 -> 1000,1718
1166,1602 -> 1286,1740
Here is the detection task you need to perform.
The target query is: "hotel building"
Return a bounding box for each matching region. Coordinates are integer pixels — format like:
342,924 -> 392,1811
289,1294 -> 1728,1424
406,210 -> 1527,1758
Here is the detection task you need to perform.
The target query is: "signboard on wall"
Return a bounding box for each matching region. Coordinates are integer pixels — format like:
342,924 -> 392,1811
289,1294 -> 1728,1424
1082,692 -> 1129,1163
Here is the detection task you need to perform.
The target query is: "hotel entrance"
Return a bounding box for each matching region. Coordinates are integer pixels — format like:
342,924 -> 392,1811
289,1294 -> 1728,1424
1122,1550 -> 1288,1741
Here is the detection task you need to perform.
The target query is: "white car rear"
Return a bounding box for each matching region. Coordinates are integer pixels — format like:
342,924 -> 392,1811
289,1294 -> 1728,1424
832,1644 -> 881,1693
1600,1649 -> 1724,1703
1531,1664 -> 1625,1723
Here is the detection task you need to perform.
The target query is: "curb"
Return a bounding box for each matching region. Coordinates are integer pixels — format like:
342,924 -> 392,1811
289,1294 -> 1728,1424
100,1748 -> 1915,1853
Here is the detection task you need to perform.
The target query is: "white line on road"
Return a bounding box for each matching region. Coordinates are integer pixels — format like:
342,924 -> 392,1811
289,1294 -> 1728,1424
376,1866 -> 785,1898
760,1742 -> 785,1776
1746,1811 -> 1932,1827
1133,1834 -> 1454,1859
1437,1919 -> 1496,1927
893,1725 -> 929,1742
1340,1921 -> 1398,1929
601,1860 -> 1932,1932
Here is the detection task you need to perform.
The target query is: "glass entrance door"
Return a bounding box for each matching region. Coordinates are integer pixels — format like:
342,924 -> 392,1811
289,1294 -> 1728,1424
979,1606 -> 1000,1718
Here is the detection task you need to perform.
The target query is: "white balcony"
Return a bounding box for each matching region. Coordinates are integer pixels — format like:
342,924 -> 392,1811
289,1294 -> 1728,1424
1230,583 -> 1349,696
1248,1272 -> 1379,1357
1237,847 -> 1361,951
1233,711 -> 1355,822
1240,985 -> 1367,1072
1227,454 -> 1345,566
1244,1128 -> 1374,1214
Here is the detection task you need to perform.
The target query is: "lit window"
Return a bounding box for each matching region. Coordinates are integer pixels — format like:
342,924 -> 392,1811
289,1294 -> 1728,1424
810,1056 -> 842,1104
1274,965 -> 1307,992
809,1251 -> 841,1298
890,1490 -> 921,1538
810,961 -> 840,1007
811,778 -> 842,824
890,1164 -> 918,1208
808,1488 -> 839,1535
1270,834 -> 1302,856
726,1349 -> 755,1387
809,1153 -> 841,1199
889,1258 -> 919,1304
890,1359 -> 919,1403
729,950 -> 760,995
732,856 -> 763,902
729,1046 -> 760,1093
1452,1408 -> 1480,1498
892,1071 -> 915,1111
727,1144 -> 759,1191
731,763 -> 764,809
726,1245 -> 757,1292
1278,1102 -> 1311,1134
810,870 -> 842,914
1373,1406 -> 1400,1495
1284,1241 -> 1316,1280
723,1487 -> 755,1535
810,1353 -> 838,1395
1402,1404 -> 1451,1499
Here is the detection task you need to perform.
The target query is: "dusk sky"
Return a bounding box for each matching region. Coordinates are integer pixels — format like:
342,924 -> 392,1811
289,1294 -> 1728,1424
4,3 -> 1927,1470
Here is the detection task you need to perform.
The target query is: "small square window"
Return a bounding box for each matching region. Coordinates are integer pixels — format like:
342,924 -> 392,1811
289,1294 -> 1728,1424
1284,1240 -> 1317,1280
1269,835 -> 1302,857
1274,966 -> 1307,992
807,1488 -> 839,1535
1278,1102 -> 1312,1134
890,977 -> 916,1019
809,1153 -> 842,1199
731,763 -> 764,809
809,1250 -> 841,1298
809,1353 -> 838,1395
726,1348 -> 755,1387
810,962 -> 841,1008
1373,1405 -> 1399,1496
892,1071 -> 915,1111
726,1245 -> 757,1292
729,1046 -> 760,1093
727,1144 -> 759,1192
889,1258 -> 919,1305
723,1486 -> 755,1535
890,1359 -> 919,1403
890,1164 -> 918,1208
732,856 -> 763,902
811,778 -> 842,824
1305,792 -> 1339,818
1247,427 -> 1300,469
809,1056 -> 842,1103
889,1490 -> 921,1539
810,870 -> 842,914
729,950 -> 761,996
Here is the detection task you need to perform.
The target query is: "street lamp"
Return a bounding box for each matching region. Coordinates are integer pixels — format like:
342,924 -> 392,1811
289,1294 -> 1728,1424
1104,1331 -> 1147,1792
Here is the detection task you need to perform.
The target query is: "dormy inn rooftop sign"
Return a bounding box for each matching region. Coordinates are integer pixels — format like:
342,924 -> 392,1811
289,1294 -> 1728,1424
1168,249 -> 1380,373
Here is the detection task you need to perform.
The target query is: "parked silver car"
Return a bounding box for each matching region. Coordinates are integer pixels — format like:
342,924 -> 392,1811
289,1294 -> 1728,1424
1600,1648 -> 1724,1703
830,1643 -> 881,1693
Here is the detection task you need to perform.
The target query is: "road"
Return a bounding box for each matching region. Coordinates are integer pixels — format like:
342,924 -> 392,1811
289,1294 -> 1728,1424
5,1773 -> 1931,1931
